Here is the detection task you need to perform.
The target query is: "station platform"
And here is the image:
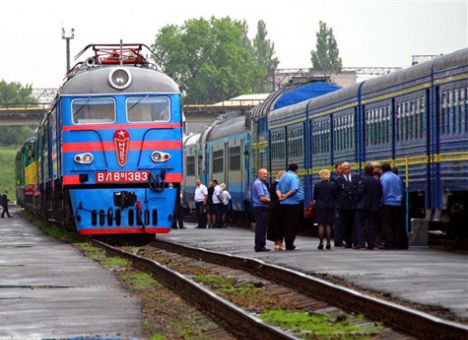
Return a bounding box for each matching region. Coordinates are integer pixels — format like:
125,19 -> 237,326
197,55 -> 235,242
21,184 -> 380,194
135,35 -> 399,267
160,223 -> 468,322
0,209 -> 143,339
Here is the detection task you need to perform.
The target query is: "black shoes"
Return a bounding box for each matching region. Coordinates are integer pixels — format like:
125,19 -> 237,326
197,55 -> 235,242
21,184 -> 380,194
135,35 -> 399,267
326,243 -> 331,250
255,248 -> 271,252
318,243 -> 324,250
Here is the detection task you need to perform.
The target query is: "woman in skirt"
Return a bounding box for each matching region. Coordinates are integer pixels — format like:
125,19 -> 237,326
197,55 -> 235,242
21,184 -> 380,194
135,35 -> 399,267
267,171 -> 285,251
313,169 -> 336,250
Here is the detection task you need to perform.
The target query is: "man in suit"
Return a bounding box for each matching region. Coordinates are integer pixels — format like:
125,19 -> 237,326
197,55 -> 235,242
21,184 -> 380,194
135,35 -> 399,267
335,162 -> 360,248
330,162 -> 344,246
356,165 -> 382,249
1,191 -> 12,218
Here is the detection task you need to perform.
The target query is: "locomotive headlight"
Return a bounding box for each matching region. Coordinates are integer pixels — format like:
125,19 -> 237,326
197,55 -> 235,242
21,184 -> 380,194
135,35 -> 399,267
109,68 -> 131,90
74,152 -> 94,165
151,151 -> 170,163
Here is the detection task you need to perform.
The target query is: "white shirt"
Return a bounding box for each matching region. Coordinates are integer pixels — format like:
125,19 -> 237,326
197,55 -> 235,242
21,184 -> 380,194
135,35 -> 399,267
222,190 -> 231,205
212,185 -> 223,204
194,184 -> 208,202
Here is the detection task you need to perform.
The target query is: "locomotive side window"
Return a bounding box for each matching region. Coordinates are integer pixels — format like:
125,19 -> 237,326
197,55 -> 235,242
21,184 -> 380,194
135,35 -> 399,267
212,150 -> 224,173
72,97 -> 115,124
229,146 -> 241,171
127,96 -> 170,122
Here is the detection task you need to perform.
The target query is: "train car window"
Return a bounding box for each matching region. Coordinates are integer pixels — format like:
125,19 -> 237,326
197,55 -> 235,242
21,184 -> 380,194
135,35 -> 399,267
212,150 -> 224,173
127,96 -> 170,122
229,146 -> 241,171
453,89 -> 459,134
447,90 -> 453,135
186,156 -> 195,176
72,97 -> 115,124
460,88 -> 466,134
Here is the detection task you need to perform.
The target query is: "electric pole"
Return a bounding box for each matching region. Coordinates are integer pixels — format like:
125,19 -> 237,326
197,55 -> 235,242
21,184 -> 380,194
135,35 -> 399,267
62,27 -> 75,74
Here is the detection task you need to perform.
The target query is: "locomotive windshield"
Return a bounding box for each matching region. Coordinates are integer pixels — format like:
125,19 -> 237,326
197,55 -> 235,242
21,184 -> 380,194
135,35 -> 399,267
126,96 -> 170,122
72,97 -> 115,124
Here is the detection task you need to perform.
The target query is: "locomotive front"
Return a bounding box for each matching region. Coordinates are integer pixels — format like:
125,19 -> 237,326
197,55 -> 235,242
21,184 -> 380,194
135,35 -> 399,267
60,45 -> 182,237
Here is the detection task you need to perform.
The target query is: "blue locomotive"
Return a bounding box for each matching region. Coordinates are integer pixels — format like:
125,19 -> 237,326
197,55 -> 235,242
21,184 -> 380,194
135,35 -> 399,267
183,48 -> 468,235
16,44 -> 183,242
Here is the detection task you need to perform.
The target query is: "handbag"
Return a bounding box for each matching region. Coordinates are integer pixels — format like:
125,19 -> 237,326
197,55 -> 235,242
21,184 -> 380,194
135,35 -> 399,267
304,203 -> 315,219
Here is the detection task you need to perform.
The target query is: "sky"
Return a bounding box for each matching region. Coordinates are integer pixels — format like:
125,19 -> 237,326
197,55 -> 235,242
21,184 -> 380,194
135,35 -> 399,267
0,0 -> 466,88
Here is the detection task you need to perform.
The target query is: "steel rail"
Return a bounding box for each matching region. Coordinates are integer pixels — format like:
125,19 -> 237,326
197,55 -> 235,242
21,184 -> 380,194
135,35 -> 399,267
91,239 -> 296,340
152,238 -> 468,340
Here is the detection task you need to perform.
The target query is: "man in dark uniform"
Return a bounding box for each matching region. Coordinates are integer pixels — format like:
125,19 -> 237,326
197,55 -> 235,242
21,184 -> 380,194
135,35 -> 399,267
335,162 -> 359,248
356,165 -> 382,249
1,191 -> 12,218
330,162 -> 344,246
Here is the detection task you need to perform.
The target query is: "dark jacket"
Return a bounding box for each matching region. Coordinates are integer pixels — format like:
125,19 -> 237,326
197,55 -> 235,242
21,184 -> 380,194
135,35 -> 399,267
335,173 -> 360,210
356,175 -> 382,211
268,181 -> 281,210
0,194 -> 7,206
313,180 -> 336,210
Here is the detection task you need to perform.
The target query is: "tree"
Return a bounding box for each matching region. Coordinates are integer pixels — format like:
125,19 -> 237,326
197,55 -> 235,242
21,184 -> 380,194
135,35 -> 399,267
310,21 -> 342,74
253,20 -> 279,92
151,17 -> 267,104
0,80 -> 36,146
0,80 -> 36,108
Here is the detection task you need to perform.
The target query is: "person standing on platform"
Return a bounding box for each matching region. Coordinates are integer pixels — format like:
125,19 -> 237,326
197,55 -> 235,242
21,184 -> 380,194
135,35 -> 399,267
330,162 -> 344,247
277,163 -> 304,251
206,181 -> 215,228
267,170 -> 285,251
194,179 -> 208,229
380,163 -> 404,249
335,162 -> 359,248
220,183 -> 231,228
0,191 -> 11,218
356,165 -> 382,249
251,168 -> 271,252
313,169 -> 336,250
212,180 -> 224,228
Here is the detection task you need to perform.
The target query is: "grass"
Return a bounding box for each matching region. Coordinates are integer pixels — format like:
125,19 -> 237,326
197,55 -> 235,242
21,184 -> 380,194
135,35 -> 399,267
261,310 -> 381,339
193,274 -> 258,295
120,272 -> 158,291
0,147 -> 19,200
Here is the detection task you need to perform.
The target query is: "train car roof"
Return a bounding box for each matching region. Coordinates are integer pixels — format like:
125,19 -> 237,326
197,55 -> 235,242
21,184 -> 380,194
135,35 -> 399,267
268,99 -> 309,123
184,133 -> 201,146
362,60 -> 433,96
61,66 -> 179,95
433,48 -> 468,73
206,115 -> 246,141
308,83 -> 361,112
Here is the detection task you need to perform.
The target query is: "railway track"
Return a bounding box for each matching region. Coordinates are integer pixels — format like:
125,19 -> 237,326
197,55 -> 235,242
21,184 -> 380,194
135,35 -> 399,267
148,238 -> 468,340
92,239 -> 295,339
93,238 -> 419,339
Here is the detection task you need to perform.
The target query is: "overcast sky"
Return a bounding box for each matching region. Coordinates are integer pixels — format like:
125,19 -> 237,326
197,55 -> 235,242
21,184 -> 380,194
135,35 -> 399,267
0,0 -> 466,88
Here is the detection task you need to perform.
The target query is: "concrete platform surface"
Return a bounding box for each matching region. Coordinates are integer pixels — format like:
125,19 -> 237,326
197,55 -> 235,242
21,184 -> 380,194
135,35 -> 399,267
0,210 -> 143,339
161,223 -> 468,320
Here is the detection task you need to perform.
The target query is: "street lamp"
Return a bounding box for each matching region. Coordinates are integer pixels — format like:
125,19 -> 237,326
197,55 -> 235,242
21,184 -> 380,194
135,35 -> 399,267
62,27 -> 75,74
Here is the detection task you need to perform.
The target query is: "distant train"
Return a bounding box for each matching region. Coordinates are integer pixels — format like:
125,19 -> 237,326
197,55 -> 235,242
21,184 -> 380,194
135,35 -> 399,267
183,48 -> 468,235
16,44 -> 183,243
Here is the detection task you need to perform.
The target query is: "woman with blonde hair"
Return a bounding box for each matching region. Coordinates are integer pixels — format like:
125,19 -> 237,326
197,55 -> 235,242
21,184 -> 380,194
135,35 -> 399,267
267,170 -> 286,251
313,168 -> 336,249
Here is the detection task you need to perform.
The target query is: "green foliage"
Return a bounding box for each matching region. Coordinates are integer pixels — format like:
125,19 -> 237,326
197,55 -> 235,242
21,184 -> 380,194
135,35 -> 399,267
253,20 -> 279,92
0,79 -> 36,107
310,21 -> 343,73
152,17 -> 278,104
0,126 -> 34,147
0,80 -> 36,147
261,310 -> 380,338
119,272 -> 157,290
193,274 -> 258,295
0,148 -> 19,199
